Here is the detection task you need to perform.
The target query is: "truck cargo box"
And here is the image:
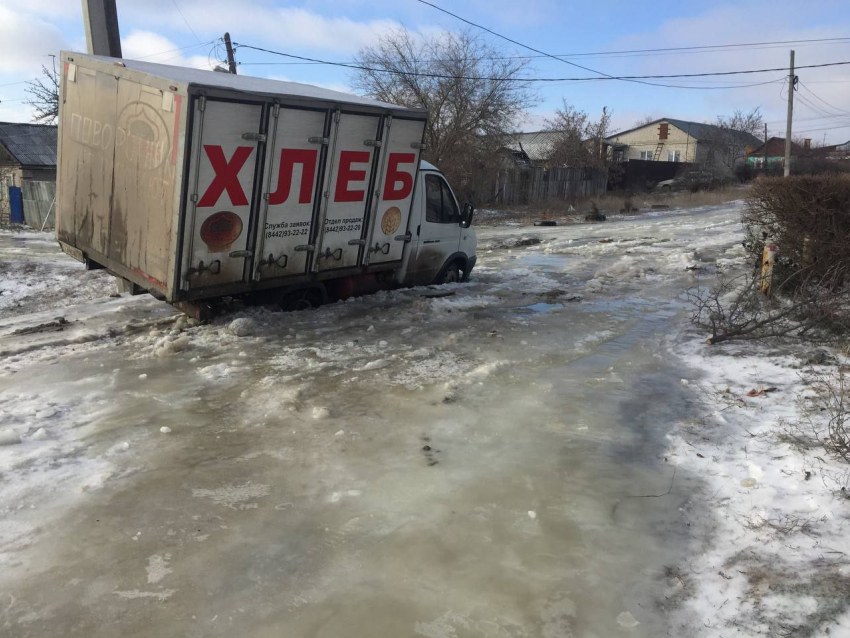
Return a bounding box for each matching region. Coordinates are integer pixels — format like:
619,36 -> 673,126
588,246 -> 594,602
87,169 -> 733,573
56,52 -> 427,303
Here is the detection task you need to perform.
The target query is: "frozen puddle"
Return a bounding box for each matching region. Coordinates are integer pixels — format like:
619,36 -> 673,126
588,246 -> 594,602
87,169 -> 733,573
0,205 -> 745,636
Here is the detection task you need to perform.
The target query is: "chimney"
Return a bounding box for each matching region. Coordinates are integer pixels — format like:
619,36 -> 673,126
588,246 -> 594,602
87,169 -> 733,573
804,138 -> 811,149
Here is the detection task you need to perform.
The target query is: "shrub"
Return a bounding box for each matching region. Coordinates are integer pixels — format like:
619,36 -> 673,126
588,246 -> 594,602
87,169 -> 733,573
744,175 -> 850,291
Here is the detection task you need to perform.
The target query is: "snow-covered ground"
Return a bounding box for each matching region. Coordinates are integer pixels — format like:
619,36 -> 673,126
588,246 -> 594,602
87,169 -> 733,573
0,207 -> 847,637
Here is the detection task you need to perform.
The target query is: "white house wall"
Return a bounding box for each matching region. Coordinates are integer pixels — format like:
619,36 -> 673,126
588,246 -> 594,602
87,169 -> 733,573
609,122 -> 699,163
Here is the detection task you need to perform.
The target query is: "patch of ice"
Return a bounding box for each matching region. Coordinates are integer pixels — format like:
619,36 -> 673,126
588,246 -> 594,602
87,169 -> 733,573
191,483 -> 271,509
227,317 -> 256,337
0,428 -> 21,446
312,406 -> 331,419
146,553 -> 172,584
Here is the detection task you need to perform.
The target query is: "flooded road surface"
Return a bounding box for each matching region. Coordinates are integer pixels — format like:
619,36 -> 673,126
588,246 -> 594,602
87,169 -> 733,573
0,205 -> 746,637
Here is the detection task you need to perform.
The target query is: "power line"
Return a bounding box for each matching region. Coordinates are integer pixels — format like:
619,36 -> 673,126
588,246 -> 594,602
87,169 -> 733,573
236,37 -> 850,66
233,43 -> 850,85
414,0 -> 663,87
169,0 -> 202,45
792,123 -> 850,134
520,36 -> 850,59
798,82 -> 850,116
134,39 -> 217,61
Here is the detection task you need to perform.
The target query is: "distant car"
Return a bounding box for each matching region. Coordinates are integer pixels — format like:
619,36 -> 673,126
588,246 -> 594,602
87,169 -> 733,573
656,171 -> 723,192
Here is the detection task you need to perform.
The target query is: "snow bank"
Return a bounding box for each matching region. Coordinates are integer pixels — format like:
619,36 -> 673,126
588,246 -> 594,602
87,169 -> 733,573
668,331 -> 850,636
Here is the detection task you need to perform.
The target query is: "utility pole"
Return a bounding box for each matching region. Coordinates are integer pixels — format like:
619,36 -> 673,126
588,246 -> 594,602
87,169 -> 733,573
81,0 -> 122,57
764,123 -> 768,171
784,49 -> 795,177
224,33 -> 237,74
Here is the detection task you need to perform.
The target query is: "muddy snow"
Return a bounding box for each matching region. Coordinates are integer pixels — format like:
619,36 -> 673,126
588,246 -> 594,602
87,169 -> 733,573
1,206 -> 848,637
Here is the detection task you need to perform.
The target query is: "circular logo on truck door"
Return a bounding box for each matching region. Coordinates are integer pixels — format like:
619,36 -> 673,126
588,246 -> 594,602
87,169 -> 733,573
381,206 -> 401,235
200,211 -> 243,252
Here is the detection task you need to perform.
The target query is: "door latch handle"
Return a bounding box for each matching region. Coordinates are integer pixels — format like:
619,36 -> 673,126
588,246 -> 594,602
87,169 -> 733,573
184,259 -> 221,279
295,244 -> 315,252
258,253 -> 288,268
241,132 -> 266,142
229,250 -> 253,258
394,232 -> 412,242
348,238 -> 366,246
319,247 -> 343,261
308,136 -> 329,145
370,242 -> 390,255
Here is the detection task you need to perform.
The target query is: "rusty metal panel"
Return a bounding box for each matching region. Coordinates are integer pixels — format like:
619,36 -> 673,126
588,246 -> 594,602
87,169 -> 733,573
57,66 -> 118,253
109,79 -> 183,290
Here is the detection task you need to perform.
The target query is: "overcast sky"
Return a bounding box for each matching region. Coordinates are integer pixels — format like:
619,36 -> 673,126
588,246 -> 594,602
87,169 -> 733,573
2,0 -> 849,143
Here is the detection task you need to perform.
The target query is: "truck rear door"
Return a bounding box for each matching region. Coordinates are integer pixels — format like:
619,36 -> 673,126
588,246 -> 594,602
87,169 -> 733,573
363,117 -> 426,266
314,112 -> 382,272
183,98 -> 263,290
254,105 -> 328,280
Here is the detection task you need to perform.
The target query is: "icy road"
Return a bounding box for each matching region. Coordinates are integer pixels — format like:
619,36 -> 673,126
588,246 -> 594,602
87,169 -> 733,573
0,205 -> 748,637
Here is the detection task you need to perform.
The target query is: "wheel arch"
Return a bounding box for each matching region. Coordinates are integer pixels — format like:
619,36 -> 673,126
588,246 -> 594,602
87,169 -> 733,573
433,252 -> 471,283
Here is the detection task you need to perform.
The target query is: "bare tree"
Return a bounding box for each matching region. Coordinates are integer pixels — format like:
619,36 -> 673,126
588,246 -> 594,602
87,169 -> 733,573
633,114 -> 656,127
544,100 -> 588,167
587,106 -> 612,168
701,107 -> 763,172
545,101 -> 612,169
25,65 -> 60,124
353,28 -> 536,202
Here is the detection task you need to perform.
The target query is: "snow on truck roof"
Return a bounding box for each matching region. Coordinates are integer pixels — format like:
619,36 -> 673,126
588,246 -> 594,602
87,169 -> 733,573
67,52 -> 425,115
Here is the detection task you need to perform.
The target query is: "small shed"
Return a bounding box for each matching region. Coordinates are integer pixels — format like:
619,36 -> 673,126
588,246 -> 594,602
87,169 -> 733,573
0,122 -> 58,226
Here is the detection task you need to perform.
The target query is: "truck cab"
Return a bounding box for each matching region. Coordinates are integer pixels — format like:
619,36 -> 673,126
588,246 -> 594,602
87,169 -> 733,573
400,160 -> 477,286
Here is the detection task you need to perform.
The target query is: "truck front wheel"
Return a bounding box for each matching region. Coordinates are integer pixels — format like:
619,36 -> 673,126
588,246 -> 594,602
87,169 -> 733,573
438,262 -> 460,284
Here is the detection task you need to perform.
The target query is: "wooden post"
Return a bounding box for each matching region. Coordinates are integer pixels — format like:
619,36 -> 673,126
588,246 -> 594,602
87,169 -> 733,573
761,244 -> 776,295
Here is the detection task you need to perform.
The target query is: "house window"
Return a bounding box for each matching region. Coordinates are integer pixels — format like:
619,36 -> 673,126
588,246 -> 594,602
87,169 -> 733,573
667,150 -> 681,162
659,123 -> 669,140
639,151 -> 654,161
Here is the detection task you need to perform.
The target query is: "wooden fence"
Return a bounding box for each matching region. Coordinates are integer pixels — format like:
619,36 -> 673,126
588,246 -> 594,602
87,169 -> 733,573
22,180 -> 56,229
490,166 -> 608,205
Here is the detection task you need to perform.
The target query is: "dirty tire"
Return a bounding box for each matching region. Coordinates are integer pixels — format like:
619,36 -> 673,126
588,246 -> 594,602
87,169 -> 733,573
534,220 -> 557,227
439,262 -> 460,285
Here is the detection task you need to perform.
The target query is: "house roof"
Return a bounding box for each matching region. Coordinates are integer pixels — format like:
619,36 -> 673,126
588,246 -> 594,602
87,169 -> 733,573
749,137 -> 804,157
73,52 -> 420,113
606,117 -> 762,147
501,131 -> 563,162
0,122 -> 57,167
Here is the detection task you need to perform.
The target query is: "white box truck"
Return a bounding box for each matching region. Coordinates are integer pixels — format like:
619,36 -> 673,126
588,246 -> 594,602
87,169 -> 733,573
55,52 -> 477,317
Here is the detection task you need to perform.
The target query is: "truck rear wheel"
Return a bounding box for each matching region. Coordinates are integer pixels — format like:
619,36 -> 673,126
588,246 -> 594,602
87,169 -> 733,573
280,288 -> 323,312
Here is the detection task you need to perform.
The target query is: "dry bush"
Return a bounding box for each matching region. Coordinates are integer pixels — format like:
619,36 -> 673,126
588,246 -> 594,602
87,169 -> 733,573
690,175 -> 850,345
688,270 -> 850,345
810,369 -> 850,464
744,175 -> 850,290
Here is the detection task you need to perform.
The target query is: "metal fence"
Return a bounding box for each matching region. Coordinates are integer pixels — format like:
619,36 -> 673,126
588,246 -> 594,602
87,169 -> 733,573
490,166 -> 608,205
22,180 -> 56,229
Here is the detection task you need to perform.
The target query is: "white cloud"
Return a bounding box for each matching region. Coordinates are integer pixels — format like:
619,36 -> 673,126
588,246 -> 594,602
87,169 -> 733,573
597,3 -> 850,143
121,1 -> 407,54
0,6 -> 66,75
0,0 -> 80,19
121,30 -> 216,70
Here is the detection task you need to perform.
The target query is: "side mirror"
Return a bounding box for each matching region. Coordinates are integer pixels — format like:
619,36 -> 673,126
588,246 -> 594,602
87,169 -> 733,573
460,202 -> 475,228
